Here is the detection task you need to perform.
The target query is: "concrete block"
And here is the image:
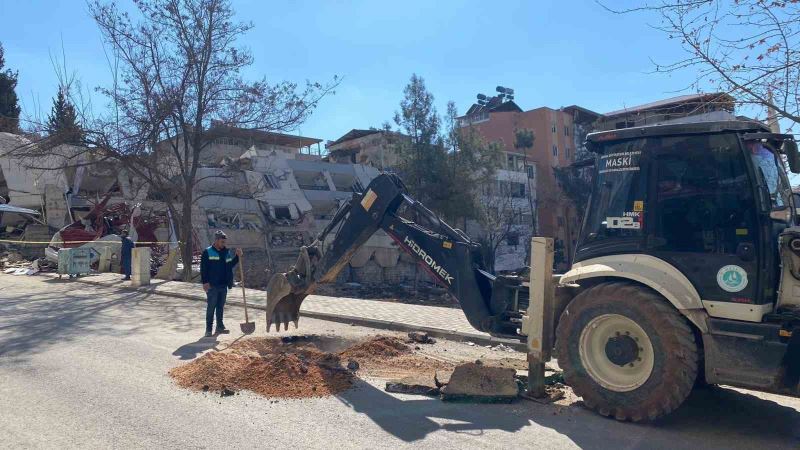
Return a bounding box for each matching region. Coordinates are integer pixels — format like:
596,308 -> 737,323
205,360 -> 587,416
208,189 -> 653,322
155,248 -> 178,280
98,246 -> 112,272
373,248 -> 399,268
349,248 -> 373,268
440,362 -> 519,403
131,247 -> 151,287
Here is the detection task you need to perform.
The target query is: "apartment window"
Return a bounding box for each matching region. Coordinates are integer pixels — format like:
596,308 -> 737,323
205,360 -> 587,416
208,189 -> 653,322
564,126 -> 569,136
500,181 -> 526,198
507,153 -> 525,171
565,147 -> 571,159
274,206 -> 292,220
526,165 -> 535,179
551,124 -> 556,133
552,145 -> 558,157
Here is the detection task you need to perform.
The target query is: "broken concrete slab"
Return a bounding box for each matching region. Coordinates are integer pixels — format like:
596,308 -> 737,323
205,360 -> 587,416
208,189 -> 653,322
434,369 -> 453,388
440,362 -> 519,403
385,375 -> 440,397
408,331 -> 436,344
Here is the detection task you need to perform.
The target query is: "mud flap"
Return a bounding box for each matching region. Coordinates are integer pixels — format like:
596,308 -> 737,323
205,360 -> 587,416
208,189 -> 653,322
782,328 -> 800,388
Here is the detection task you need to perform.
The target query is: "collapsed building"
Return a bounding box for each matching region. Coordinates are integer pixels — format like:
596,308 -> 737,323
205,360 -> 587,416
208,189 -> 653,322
0,127 -> 428,288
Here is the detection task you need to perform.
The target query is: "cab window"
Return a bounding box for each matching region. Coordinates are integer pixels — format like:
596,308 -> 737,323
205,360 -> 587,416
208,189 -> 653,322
653,133 -> 755,253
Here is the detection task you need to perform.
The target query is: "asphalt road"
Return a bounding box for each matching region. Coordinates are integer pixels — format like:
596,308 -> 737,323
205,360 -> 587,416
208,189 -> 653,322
2,275 -> 800,449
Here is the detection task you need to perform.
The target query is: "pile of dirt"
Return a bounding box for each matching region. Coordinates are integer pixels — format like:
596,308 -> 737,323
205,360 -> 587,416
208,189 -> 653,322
170,338 -> 353,398
170,335 -> 451,399
339,336 -> 411,360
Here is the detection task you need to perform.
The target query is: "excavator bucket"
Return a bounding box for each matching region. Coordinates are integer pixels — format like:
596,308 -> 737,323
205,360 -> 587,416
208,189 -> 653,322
264,246 -> 315,332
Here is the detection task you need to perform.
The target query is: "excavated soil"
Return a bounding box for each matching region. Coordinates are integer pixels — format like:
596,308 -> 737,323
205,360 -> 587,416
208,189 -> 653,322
170,335 -> 454,399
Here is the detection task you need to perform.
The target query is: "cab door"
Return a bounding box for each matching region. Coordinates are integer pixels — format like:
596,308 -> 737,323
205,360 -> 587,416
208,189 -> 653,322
647,133 -> 763,307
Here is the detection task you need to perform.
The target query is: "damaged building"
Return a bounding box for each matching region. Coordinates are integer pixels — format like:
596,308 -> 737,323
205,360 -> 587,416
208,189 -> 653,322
154,125 -> 431,287
0,128 -> 431,288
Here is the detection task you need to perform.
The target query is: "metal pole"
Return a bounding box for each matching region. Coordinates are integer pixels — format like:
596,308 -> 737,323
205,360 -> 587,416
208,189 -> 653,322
525,237 -> 554,397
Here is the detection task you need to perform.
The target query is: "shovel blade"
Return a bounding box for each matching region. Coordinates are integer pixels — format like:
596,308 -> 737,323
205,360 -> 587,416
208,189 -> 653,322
240,321 -> 256,335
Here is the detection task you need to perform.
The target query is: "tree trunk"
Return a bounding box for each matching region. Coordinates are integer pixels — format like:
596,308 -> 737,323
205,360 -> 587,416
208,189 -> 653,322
180,192 -> 194,282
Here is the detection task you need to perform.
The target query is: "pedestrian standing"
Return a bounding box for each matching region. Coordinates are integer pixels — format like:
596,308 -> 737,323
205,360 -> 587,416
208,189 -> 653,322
121,229 -> 134,281
200,230 -> 242,337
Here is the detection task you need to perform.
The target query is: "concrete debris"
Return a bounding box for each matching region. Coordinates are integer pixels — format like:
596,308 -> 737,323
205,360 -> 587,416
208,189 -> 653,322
220,387 -> 236,397
434,370 -> 453,388
440,362 -> 519,403
385,375 -> 440,397
490,343 -> 516,353
520,385 -> 567,404
407,331 -> 436,344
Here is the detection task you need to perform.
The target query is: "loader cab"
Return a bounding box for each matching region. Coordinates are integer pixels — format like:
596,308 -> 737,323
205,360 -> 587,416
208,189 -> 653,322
576,121 -> 798,315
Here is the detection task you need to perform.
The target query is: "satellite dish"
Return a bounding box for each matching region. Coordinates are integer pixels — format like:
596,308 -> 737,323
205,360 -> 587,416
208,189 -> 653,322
506,88 -> 514,95
496,86 -> 505,93
507,95 -> 514,100
477,93 -> 487,101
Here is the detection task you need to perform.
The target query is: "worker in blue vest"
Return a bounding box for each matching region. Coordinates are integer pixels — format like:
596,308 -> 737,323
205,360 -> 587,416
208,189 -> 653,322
200,230 -> 242,337
120,229 -> 134,281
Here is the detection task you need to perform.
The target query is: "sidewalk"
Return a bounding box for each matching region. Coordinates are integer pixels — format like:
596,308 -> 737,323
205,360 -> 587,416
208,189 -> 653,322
47,272 -> 524,349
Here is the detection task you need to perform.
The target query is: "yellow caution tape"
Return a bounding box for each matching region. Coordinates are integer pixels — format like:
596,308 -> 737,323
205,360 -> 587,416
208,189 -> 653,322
0,239 -> 181,245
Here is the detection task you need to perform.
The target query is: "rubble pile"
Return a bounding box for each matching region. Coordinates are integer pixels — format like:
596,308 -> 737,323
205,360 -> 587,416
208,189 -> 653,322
169,335 -> 451,399
0,247 -> 55,275
315,282 -> 459,307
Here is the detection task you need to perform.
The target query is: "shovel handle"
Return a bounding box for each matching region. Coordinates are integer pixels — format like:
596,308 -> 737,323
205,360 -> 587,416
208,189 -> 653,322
239,253 -> 249,321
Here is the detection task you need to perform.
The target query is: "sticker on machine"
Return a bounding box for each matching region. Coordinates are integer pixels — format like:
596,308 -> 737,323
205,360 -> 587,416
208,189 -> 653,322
605,215 -> 641,229
360,189 -> 378,211
599,151 -> 641,174
716,265 -> 748,293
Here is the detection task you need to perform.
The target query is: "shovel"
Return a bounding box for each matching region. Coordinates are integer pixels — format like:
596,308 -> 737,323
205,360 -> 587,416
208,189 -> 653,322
238,253 -> 256,334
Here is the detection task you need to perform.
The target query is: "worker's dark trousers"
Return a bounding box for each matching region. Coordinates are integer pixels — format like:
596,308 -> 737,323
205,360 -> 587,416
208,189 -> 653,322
206,286 -> 228,332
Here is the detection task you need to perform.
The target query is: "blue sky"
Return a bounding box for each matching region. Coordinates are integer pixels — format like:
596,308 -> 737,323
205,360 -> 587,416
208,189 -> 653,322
0,0 -> 714,142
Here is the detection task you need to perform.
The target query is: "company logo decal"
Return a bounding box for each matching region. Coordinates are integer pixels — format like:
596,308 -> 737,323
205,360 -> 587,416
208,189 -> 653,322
403,236 -> 454,285
717,265 -> 748,293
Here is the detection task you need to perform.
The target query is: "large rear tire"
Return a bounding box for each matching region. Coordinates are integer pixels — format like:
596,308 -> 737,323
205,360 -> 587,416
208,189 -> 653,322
555,282 -> 699,422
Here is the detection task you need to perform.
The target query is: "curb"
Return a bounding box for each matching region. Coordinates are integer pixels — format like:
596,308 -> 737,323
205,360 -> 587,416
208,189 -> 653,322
63,275 -> 527,351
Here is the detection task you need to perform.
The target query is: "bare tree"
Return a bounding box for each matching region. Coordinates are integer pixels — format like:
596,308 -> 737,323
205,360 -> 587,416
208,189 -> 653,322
602,1 -> 800,130
28,0 -> 336,280
475,180 -> 528,272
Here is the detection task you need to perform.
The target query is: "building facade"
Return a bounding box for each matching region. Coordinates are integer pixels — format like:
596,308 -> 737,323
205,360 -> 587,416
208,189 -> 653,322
458,94 -> 599,269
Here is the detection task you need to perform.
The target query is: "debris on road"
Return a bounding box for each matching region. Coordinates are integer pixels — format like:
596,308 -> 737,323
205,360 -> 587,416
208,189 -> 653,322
440,362 -> 519,403
170,335 -> 451,399
385,375 -> 440,396
490,343 -> 515,353
407,331 -> 436,344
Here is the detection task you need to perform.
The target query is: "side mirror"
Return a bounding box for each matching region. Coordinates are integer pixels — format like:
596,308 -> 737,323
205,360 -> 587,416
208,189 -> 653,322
783,139 -> 800,174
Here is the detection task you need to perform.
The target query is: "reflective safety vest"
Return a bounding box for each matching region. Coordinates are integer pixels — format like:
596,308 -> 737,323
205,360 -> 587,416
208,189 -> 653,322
206,246 -> 234,263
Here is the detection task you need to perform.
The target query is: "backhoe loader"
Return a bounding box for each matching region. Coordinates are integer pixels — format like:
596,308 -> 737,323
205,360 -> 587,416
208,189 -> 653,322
264,120 -> 800,421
